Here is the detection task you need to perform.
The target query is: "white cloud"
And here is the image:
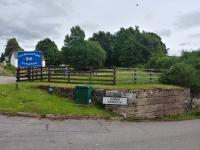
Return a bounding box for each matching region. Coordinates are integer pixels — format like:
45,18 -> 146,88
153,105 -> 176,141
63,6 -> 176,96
0,0 -> 200,55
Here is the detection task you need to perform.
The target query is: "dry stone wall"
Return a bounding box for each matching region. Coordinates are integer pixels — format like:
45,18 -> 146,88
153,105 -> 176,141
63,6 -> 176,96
191,93 -> 200,111
37,86 -> 190,119
104,89 -> 190,119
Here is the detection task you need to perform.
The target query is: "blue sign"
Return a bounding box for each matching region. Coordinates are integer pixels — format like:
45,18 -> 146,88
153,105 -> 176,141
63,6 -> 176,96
18,51 -> 43,68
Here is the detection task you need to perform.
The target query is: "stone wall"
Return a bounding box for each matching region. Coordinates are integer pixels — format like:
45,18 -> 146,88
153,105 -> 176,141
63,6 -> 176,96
104,89 -> 190,119
37,86 -> 190,119
191,93 -> 200,111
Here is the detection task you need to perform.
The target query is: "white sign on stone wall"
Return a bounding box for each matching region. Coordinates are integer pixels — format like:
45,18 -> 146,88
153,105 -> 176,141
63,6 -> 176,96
103,97 -> 127,105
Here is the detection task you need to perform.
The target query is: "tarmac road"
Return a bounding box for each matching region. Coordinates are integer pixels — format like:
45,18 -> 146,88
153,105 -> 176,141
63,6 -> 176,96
0,76 -> 16,84
0,116 -> 199,150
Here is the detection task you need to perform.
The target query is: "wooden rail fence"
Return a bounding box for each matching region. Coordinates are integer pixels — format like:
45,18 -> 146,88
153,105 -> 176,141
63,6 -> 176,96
16,67 -> 164,85
16,66 -> 116,85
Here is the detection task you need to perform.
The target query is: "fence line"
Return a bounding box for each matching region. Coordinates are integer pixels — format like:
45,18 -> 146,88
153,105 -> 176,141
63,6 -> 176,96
16,66 -> 116,85
16,67 -> 164,85
116,68 -> 163,83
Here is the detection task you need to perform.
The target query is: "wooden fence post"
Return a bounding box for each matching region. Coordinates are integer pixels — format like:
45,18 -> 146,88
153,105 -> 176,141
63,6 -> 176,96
134,69 -> 137,83
67,66 -> 70,83
28,68 -> 31,81
48,66 -> 51,82
31,68 -> 34,81
113,67 -> 116,85
89,70 -> 92,84
16,68 -> 20,82
150,69 -> 152,82
40,67 -> 43,81
36,69 -> 38,80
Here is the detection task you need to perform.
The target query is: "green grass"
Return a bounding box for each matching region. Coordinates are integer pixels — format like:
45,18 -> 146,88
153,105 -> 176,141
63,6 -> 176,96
20,81 -> 180,90
160,111 -> 200,121
0,83 -> 114,117
0,82 -> 184,119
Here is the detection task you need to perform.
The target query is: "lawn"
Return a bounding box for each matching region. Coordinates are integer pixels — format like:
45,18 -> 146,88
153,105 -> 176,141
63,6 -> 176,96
0,83 -> 114,117
0,81 -> 181,118
20,81 -> 180,90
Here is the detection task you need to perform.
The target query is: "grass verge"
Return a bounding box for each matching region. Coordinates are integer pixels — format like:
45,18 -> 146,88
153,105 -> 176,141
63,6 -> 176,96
0,83 -> 114,117
18,81 -> 181,90
160,111 -> 200,121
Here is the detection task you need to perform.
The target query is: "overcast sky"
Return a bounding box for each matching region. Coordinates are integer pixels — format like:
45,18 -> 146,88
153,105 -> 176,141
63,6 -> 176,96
0,0 -> 200,56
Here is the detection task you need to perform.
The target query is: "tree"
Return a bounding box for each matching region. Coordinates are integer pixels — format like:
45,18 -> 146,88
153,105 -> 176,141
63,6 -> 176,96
4,38 -> 22,59
62,26 -> 106,69
90,31 -> 114,67
35,38 -> 61,66
64,25 -> 85,48
112,27 -> 167,67
140,32 -> 167,56
113,27 -> 147,66
0,53 -> 5,63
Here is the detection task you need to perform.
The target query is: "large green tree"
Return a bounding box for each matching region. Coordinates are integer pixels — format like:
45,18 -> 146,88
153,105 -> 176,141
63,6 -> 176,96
90,26 -> 167,67
62,26 -> 106,69
90,31 -> 114,67
35,38 -> 61,66
140,32 -> 167,56
4,38 -> 22,59
113,27 -> 167,67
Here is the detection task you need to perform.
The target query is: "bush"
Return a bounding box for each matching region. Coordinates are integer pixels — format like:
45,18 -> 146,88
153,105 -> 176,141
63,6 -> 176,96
4,63 -> 16,72
181,50 -> 200,69
146,55 -> 178,69
160,62 -> 200,92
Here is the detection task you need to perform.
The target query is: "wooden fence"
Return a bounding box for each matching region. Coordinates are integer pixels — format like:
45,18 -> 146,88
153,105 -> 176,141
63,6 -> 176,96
116,68 -> 164,83
16,66 -> 116,85
16,67 -> 164,85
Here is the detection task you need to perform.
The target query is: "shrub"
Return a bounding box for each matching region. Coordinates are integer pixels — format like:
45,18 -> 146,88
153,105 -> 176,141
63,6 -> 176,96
146,55 -> 178,69
181,50 -> 200,70
160,62 -> 200,92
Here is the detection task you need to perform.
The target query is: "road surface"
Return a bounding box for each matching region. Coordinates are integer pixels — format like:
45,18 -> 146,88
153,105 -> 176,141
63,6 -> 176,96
0,76 -> 16,84
0,116 -> 199,150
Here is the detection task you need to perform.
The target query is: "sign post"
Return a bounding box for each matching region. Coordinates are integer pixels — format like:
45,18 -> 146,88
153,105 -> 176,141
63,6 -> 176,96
17,51 -> 43,82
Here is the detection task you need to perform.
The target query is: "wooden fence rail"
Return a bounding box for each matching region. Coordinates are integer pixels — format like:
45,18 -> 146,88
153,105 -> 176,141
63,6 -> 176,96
16,67 -> 164,85
116,68 -> 164,83
16,66 -> 116,85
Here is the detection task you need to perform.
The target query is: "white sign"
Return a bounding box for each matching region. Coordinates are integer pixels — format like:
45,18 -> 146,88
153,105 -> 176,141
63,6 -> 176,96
103,97 -> 127,105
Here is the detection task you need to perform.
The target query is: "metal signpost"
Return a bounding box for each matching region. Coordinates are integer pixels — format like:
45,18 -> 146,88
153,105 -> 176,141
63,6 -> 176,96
103,97 -> 127,105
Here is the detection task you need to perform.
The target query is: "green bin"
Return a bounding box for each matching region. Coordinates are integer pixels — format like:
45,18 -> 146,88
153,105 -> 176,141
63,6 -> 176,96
75,86 -> 92,105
